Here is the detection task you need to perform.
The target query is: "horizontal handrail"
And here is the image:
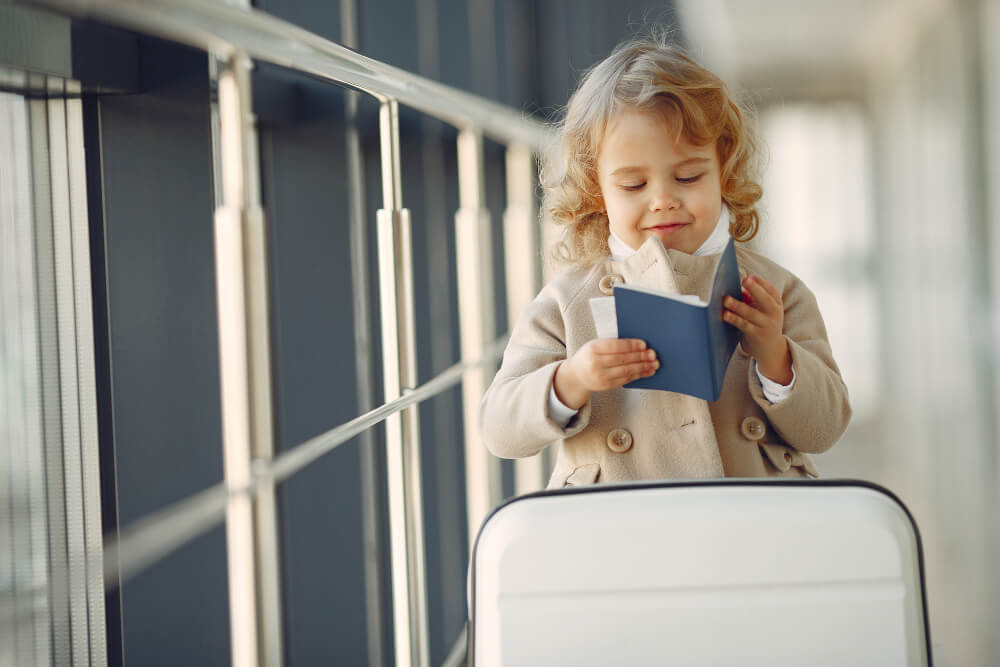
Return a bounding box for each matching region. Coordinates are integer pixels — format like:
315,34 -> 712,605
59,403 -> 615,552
12,5 -> 547,664
20,0 -> 553,150
103,336 -> 508,588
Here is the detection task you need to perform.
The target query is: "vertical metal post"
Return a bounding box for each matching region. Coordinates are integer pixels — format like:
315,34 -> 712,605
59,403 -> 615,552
339,2 -> 388,666
983,2 -> 1000,660
1,87 -> 42,667
45,77 -> 91,665
213,52 -> 282,667
376,99 -> 430,667
455,129 -> 502,547
972,2 -> 1000,659
503,144 -> 547,495
414,0 -> 468,642
8,73 -> 106,667
27,75 -> 71,667
64,78 -> 108,667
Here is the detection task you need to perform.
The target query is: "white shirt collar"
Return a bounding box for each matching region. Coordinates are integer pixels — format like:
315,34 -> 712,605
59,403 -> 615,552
608,205 -> 731,261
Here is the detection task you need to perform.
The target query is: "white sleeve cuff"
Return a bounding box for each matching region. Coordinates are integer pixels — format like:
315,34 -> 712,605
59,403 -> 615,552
754,359 -> 796,404
548,385 -> 579,428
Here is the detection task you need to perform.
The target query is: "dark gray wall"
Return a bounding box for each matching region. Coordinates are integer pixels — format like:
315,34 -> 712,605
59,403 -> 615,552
66,2 -> 684,665
255,70 -> 373,665
89,36 -> 230,666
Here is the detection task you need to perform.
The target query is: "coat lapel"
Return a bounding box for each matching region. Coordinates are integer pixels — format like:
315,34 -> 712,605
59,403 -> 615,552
608,236 -> 723,301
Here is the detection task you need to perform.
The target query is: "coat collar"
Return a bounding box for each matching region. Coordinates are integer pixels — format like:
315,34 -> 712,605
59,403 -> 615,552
605,236 -> 722,300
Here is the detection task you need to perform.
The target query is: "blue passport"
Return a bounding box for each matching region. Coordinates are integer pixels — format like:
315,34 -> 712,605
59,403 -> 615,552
614,237 -> 742,401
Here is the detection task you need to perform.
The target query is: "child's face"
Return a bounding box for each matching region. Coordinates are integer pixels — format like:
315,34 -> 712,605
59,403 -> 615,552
597,106 -> 723,254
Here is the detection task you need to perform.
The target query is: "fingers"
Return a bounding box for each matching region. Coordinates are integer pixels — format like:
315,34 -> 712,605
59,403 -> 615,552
589,348 -> 658,379
602,360 -> 658,384
602,348 -> 656,367
724,295 -> 769,329
725,275 -> 784,333
589,338 -> 647,354
583,360 -> 658,389
577,339 -> 659,389
725,276 -> 786,368
743,275 -> 781,310
722,307 -> 752,332
758,276 -> 782,302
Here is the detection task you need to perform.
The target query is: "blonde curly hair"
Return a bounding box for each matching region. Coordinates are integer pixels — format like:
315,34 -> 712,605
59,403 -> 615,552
541,35 -> 763,267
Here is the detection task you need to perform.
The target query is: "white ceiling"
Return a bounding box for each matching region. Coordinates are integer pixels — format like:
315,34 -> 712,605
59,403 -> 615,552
676,0 -> 944,102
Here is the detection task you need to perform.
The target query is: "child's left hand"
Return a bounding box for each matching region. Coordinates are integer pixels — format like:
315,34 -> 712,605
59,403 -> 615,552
723,275 -> 793,385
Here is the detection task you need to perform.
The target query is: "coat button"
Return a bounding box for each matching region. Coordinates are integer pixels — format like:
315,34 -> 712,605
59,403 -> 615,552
606,427 -> 633,453
598,273 -> 624,295
740,416 -> 766,441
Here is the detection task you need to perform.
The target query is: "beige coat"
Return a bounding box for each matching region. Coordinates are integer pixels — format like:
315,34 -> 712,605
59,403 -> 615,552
479,237 -> 852,488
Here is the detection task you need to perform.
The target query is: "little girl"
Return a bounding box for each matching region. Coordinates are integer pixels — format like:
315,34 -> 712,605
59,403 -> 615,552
479,36 -> 851,487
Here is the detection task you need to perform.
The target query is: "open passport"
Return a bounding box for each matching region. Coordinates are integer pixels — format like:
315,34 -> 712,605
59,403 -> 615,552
611,237 -> 742,401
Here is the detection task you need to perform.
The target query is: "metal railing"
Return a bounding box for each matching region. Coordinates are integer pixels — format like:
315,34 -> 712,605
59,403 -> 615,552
18,0 -> 552,665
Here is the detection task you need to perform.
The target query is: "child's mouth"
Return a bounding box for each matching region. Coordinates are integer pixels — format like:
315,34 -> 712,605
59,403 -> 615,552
647,223 -> 687,234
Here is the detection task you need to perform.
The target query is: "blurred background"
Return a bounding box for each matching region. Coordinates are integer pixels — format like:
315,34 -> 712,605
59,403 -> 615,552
1,0 -> 997,665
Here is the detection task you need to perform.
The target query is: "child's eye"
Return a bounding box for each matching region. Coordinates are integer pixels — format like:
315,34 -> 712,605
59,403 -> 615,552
676,173 -> 704,184
620,182 -> 646,191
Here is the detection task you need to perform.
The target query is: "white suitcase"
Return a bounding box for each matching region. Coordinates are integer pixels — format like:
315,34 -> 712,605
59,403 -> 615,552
470,480 -> 930,666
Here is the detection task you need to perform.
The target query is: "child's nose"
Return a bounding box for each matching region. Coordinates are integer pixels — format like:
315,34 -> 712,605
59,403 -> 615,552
649,185 -> 680,212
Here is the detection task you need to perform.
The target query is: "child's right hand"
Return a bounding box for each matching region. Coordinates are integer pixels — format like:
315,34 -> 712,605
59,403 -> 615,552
553,339 -> 658,410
